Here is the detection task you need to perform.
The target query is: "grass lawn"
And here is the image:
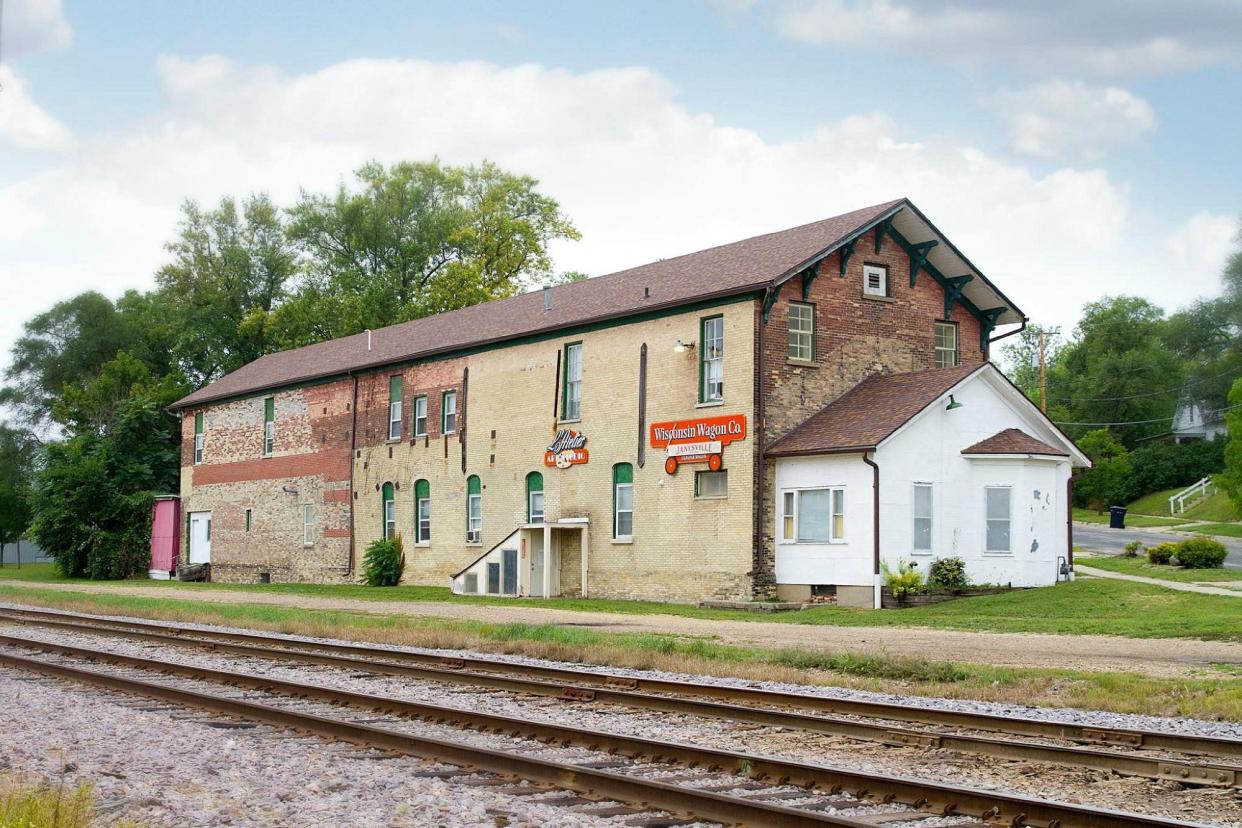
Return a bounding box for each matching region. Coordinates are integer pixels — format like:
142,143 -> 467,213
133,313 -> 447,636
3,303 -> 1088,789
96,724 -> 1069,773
3,563 -> 1242,642
1071,508 -> 1188,528
1127,488 -> 1241,522
1181,522 -> 1242,539
1082,554 -> 1242,583
1,584 -> 1239,721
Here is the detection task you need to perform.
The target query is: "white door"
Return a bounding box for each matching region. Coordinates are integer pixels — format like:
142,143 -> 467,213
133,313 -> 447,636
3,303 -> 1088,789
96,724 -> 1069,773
529,534 -> 545,597
189,512 -> 212,564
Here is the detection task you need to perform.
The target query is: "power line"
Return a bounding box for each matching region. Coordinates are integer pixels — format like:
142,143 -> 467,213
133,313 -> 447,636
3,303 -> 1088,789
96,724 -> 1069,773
1052,369 -> 1239,404
1052,401 -> 1242,427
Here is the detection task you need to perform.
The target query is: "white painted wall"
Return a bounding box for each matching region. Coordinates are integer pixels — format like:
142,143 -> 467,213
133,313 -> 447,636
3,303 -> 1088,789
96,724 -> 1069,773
774,369 -> 1077,594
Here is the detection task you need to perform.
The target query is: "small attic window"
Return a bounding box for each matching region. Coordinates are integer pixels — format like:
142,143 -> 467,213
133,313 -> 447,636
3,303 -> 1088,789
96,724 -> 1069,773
863,264 -> 888,297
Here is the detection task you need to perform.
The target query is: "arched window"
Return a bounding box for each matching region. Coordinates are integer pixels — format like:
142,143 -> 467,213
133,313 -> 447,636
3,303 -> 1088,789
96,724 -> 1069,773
466,475 -> 482,543
612,463 -> 633,539
526,471 -> 544,524
381,482 -> 396,540
414,479 -> 430,543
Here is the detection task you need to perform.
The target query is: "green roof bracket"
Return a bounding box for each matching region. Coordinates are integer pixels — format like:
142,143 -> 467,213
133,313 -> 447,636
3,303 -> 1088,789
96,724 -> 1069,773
761,286 -> 780,324
909,240 -> 938,289
838,237 -> 858,278
874,217 -> 893,254
800,261 -> 821,301
978,307 -> 1007,351
943,274 -> 974,319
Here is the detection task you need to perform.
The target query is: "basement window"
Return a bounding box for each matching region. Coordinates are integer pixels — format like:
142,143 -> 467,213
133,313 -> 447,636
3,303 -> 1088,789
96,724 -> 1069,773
862,264 -> 888,298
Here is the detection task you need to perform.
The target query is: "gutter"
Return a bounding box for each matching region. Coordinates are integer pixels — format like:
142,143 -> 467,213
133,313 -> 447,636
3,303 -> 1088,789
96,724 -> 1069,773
862,452 -> 881,610
987,318 -> 1027,350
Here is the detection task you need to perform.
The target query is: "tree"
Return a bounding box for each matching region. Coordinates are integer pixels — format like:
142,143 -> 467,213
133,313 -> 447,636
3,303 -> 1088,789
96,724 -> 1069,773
999,326 -> 1063,404
0,425 -> 37,567
1045,296 -> 1183,446
1220,378 -> 1242,512
1073,429 -> 1138,510
155,194 -> 296,385
271,160 -> 578,346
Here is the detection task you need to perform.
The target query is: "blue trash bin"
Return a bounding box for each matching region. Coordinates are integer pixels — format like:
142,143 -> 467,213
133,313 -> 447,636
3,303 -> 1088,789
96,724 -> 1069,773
1109,506 -> 1127,529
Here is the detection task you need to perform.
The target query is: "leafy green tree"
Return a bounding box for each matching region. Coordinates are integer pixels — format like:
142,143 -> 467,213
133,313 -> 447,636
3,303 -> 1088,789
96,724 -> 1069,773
270,160 -> 578,346
155,194 -> 296,384
1045,296 -> 1183,446
0,425 -> 37,567
999,326 -> 1063,403
1073,429 -> 1138,510
1220,378 -> 1242,511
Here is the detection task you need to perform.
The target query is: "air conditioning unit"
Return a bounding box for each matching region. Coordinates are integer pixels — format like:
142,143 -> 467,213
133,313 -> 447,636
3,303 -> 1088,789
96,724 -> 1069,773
467,530 -> 480,544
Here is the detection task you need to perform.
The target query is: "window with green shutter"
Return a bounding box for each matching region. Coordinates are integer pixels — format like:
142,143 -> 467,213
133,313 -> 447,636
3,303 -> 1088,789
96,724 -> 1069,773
263,397 -> 275,456
613,463 -> 633,539
526,471 -> 544,524
561,342 -> 582,420
382,482 -> 396,540
699,316 -> 723,402
466,475 -> 482,543
388,376 -> 403,440
415,479 -> 430,543
193,412 -> 204,464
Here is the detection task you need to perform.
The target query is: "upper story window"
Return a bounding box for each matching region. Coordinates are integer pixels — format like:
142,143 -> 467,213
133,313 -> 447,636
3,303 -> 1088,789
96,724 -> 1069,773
862,264 -> 888,298
562,342 -> 583,420
788,302 -> 814,361
526,471 -> 544,524
985,486 -> 1011,553
263,397 -> 275,457
913,483 -> 933,554
388,376 -> 403,440
466,474 -> 482,543
442,390 -> 458,435
381,483 -> 396,541
613,463 -> 633,539
781,487 -> 845,543
413,395 -> 428,437
414,479 -> 430,544
700,315 -> 724,402
934,322 -> 959,368
193,412 -> 204,464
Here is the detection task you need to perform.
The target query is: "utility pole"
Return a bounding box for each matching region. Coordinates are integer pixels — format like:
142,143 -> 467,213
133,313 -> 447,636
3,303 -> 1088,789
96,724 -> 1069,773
1032,326 -> 1061,413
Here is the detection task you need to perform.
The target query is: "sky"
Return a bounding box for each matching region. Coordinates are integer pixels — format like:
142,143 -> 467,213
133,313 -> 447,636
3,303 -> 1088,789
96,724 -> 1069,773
1,0 -> 1240,372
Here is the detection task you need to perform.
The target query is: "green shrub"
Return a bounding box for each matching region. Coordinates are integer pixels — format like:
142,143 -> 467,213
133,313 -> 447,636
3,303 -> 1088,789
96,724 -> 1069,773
927,556 -> 970,592
1123,540 -> 1143,558
1175,536 -> 1228,569
1146,542 -> 1177,565
362,536 -> 405,586
881,559 -> 924,600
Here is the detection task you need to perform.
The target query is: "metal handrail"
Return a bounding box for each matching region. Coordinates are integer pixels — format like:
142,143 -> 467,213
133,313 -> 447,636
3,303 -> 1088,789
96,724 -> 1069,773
1169,476 -> 1214,515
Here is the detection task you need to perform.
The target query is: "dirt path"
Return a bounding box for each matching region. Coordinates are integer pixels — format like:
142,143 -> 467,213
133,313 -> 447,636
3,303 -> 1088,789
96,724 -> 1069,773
3,579 -> 1241,678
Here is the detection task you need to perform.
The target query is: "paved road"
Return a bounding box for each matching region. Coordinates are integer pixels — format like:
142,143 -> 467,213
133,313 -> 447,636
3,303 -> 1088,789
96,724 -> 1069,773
1073,523 -> 1242,569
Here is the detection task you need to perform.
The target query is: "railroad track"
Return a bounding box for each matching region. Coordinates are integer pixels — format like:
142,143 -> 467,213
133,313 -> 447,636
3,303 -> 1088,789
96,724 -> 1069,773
0,630 -> 1218,828
0,605 -> 1237,791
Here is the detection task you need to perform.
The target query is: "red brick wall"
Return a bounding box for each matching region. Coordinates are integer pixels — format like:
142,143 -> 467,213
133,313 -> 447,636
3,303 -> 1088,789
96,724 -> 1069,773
760,230 -> 986,441
355,359 -> 465,449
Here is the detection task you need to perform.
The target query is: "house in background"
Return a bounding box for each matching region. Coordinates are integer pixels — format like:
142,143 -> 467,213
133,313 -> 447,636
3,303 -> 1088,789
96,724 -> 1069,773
170,196 -> 1088,607
1171,396 -> 1227,443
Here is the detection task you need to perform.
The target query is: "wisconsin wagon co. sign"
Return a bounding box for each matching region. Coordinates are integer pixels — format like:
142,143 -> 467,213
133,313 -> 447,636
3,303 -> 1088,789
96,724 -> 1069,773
649,413 -> 747,474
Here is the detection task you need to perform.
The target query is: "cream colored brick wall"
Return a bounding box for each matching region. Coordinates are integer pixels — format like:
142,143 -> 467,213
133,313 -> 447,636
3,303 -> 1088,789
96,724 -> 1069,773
354,299 -> 757,601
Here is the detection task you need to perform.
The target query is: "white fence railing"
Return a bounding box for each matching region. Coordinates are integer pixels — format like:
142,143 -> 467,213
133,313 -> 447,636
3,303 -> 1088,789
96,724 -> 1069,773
1169,476 -> 1214,515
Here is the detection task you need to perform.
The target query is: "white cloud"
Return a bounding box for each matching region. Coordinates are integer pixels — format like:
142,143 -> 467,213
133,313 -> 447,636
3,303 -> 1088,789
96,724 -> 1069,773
1165,212 -> 1238,295
773,0 -> 1242,76
2,0 -> 73,57
993,81 -> 1156,160
0,66 -> 74,151
0,53 -> 1180,373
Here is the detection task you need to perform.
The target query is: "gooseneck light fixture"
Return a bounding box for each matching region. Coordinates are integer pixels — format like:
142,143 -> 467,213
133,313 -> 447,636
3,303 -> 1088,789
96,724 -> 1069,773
945,394 -> 963,411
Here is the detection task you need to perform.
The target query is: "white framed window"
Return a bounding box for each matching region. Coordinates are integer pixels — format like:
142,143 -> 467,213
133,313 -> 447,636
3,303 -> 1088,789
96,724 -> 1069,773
194,433 -> 204,464
934,322 -> 959,368
263,397 -> 275,457
563,342 -> 582,420
613,463 -> 633,539
912,483 -> 933,554
862,264 -> 888,297
388,402 -> 402,440
695,470 -> 728,498
442,390 -> 457,435
302,504 -> 314,547
985,486 -> 1012,553
413,396 -> 428,437
467,495 -> 481,542
780,487 -> 845,543
701,315 -> 723,402
529,490 -> 545,523
788,302 -> 814,361
417,496 -> 430,543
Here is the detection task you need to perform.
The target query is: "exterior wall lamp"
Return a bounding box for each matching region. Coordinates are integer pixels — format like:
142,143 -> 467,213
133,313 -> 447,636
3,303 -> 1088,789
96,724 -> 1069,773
945,394 -> 963,411
673,339 -> 696,354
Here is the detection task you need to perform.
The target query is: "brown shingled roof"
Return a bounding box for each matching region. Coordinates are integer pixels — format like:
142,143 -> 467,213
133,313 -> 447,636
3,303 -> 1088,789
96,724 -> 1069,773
765,363 -> 986,457
172,199 -> 906,409
962,428 -> 1068,457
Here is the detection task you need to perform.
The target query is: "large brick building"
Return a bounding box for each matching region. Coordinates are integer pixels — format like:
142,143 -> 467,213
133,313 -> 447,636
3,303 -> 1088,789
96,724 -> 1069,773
170,198 -> 1087,605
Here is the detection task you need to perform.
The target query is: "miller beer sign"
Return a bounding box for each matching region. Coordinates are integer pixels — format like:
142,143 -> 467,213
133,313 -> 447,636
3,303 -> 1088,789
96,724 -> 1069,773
649,413 -> 747,474
545,429 -> 589,468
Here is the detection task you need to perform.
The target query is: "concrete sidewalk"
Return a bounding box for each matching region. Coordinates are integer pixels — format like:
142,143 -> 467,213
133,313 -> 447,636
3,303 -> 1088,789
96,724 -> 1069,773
1075,564 -> 1242,597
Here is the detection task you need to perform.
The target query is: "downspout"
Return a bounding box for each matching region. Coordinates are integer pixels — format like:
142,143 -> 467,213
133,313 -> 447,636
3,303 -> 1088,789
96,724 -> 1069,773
987,318 -> 1027,352
346,372 -> 359,578
862,452 -> 881,609
753,297 -> 767,599
1066,472 -> 1075,576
